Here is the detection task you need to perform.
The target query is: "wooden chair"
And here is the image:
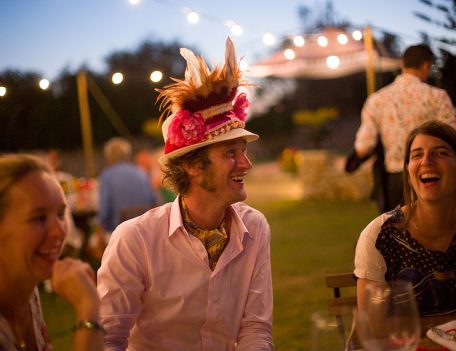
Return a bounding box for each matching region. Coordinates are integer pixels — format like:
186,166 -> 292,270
325,273 -> 357,343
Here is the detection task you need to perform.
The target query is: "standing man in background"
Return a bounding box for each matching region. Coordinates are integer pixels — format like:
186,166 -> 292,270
98,137 -> 158,233
354,44 -> 456,212
97,38 -> 273,350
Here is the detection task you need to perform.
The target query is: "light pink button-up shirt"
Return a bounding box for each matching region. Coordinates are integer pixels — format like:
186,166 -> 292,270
355,73 -> 456,173
97,197 -> 273,351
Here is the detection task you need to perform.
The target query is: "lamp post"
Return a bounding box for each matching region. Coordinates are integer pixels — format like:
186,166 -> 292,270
76,71 -> 96,178
364,26 -> 376,96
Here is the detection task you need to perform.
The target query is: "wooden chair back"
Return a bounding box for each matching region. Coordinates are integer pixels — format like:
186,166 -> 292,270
326,272 -> 357,316
325,272 -> 357,344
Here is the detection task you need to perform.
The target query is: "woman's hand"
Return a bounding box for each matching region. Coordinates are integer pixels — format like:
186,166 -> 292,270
52,258 -> 100,320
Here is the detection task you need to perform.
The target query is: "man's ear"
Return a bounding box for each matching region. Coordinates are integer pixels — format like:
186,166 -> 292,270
183,162 -> 201,177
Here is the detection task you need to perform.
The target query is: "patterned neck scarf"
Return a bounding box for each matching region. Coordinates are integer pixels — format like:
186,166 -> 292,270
180,197 -> 228,270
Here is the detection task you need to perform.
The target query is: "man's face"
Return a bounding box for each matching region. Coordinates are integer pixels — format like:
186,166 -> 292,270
194,138 -> 252,206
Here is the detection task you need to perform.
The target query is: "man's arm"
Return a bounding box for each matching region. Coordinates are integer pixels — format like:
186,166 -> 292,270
236,217 -> 273,351
354,97 -> 379,158
97,225 -> 146,351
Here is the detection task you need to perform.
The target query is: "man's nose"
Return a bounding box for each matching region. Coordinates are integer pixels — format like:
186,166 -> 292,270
238,153 -> 252,170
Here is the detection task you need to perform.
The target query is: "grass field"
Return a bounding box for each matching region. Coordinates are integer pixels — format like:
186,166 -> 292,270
41,197 -> 377,350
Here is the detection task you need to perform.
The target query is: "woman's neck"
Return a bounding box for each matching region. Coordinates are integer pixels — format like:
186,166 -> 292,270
0,271 -> 35,319
410,201 -> 456,251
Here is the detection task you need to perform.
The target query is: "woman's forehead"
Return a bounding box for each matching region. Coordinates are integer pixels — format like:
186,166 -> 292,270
7,171 -> 64,209
411,134 -> 451,149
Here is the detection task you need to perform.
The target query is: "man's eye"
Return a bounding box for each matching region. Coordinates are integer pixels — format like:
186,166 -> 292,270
32,215 -> 47,223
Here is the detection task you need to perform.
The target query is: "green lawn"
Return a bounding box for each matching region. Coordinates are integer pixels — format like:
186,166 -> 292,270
41,198 -> 377,350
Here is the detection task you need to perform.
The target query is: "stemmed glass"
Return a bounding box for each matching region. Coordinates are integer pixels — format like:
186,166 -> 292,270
355,280 -> 421,351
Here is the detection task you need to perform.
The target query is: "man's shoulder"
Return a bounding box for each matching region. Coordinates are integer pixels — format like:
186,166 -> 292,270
231,202 -> 268,226
114,202 -> 172,237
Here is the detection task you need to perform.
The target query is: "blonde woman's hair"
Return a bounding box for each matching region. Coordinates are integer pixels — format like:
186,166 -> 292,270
0,153 -> 51,220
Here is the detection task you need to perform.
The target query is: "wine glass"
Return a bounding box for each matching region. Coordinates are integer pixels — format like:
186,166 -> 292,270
355,280 -> 421,351
309,310 -> 345,351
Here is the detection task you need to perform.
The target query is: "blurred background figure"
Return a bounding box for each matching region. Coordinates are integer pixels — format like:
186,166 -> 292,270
134,147 -> 176,204
98,137 -> 158,234
0,154 -> 102,351
353,44 -> 456,213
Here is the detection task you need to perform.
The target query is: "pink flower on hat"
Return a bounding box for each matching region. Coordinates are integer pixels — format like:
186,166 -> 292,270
168,110 -> 206,147
229,93 -> 249,121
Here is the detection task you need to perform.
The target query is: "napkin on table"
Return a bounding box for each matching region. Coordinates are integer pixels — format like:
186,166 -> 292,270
426,320 -> 456,351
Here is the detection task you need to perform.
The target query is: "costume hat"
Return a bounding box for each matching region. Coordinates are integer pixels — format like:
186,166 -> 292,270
157,37 -> 258,167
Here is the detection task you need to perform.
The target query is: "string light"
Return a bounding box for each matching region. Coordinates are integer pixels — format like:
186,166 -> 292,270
150,70 -> 163,82
39,79 -> 50,90
283,49 -> 296,60
293,35 -> 305,47
230,23 -> 243,36
186,11 -> 200,24
239,59 -> 249,72
326,55 -> 340,69
263,32 -> 276,46
337,33 -> 348,45
352,30 -> 363,41
317,35 -> 328,47
0,86 -> 6,97
112,72 -> 124,84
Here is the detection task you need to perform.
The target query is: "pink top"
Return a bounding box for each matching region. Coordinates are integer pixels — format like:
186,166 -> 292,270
355,73 -> 456,173
97,197 -> 273,351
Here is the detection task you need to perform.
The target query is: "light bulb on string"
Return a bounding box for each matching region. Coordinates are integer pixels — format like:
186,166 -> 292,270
293,35 -> 305,47
352,30 -> 363,41
239,59 -> 248,72
39,79 -> 50,90
317,35 -> 328,47
230,23 -> 243,36
284,49 -> 296,60
326,55 -> 340,69
186,11 -> 199,24
150,70 -> 163,83
337,33 -> 348,45
112,72 -> 124,85
263,32 -> 276,46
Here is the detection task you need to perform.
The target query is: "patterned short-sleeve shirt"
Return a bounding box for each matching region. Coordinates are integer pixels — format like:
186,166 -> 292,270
355,73 -> 456,173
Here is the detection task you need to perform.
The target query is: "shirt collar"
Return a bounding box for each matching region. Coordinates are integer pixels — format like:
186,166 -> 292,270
168,196 -> 185,237
167,196 -> 252,240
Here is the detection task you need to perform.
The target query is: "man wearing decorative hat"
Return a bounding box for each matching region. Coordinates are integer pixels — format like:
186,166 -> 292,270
97,38 -> 273,351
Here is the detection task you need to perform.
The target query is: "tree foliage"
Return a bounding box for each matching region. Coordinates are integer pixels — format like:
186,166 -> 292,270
414,0 -> 456,46
0,39 -> 188,152
414,0 -> 456,103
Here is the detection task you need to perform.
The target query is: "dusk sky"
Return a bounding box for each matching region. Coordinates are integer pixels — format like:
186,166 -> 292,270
1,0 -> 452,80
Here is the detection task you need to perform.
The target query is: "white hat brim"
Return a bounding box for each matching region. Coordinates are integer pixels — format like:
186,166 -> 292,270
159,128 -> 259,168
